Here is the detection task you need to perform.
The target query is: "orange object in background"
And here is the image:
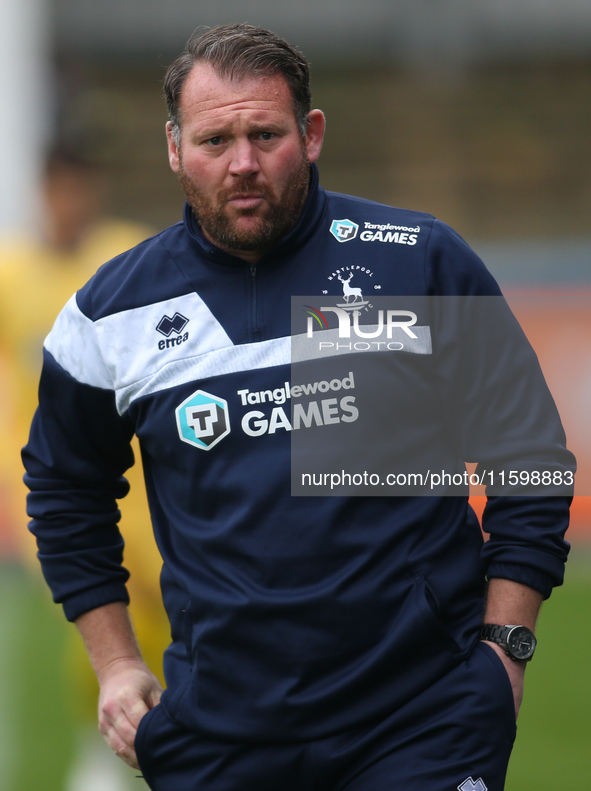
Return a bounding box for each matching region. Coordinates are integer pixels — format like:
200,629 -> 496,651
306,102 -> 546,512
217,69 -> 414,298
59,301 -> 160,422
468,290 -> 591,543
469,495 -> 590,543
566,497 -> 591,539
509,293 -> 590,541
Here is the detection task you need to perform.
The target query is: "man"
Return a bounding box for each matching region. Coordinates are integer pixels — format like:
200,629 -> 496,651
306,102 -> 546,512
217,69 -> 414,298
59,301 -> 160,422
23,24 -> 573,791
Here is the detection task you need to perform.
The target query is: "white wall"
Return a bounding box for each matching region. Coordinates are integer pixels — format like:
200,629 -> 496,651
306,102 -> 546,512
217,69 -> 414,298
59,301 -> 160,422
0,0 -> 51,234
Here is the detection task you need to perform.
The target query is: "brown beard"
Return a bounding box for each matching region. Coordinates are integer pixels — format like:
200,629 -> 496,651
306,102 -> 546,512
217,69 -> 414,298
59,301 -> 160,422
178,151 -> 310,253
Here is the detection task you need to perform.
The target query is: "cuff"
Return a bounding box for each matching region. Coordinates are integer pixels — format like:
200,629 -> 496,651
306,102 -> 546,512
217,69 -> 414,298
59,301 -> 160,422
62,583 -> 130,622
485,562 -> 555,599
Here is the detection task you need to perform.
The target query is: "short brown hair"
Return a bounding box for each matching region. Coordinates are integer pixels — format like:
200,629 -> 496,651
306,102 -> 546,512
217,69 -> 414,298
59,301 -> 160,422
164,23 -> 312,142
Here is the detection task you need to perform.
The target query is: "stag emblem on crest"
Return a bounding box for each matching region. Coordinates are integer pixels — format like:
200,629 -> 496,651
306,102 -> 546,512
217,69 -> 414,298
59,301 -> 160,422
336,273 -> 370,312
338,273 -> 363,303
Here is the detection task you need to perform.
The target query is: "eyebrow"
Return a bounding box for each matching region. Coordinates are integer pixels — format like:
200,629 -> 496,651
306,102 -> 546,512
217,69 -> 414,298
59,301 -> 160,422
192,119 -> 289,140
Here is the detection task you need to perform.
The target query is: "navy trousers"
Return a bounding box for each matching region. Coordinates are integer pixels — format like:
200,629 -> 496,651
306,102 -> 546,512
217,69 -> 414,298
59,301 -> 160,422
135,642 -> 516,791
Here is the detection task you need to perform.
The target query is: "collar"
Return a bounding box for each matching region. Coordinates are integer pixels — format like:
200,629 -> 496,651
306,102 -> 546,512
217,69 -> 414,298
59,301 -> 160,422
183,164 -> 326,268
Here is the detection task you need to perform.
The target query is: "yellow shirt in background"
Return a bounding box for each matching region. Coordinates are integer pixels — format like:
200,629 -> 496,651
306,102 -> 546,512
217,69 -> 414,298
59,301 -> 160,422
0,219 -> 169,687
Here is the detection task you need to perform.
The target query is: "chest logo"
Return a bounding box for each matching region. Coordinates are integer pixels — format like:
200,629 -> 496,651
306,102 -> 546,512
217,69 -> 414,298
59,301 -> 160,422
176,389 -> 231,451
323,265 -> 382,309
156,312 -> 190,350
156,312 -> 189,336
329,219 -> 359,243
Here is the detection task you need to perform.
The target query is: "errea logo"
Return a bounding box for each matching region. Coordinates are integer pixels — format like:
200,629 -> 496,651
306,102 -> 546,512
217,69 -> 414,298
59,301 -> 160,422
176,389 -> 230,450
330,219 -> 359,243
156,312 -> 190,351
458,778 -> 487,791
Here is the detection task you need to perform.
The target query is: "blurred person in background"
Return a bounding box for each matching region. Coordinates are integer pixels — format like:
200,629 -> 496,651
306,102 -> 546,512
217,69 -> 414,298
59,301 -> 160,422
22,24 -> 573,791
0,142 -> 168,790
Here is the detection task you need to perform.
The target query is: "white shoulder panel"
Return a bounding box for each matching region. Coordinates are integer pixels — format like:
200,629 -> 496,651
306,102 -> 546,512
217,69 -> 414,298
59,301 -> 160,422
45,294 -> 433,413
44,294 -> 113,389
93,292 -> 233,411
117,334 -> 291,413
114,325 -> 432,413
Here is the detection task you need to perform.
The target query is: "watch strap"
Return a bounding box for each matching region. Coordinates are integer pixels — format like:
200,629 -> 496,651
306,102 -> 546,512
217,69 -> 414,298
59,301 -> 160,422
480,623 -> 515,644
480,623 -> 536,661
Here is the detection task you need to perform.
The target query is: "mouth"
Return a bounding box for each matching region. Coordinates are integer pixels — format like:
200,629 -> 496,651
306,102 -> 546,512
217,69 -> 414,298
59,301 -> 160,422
227,193 -> 266,211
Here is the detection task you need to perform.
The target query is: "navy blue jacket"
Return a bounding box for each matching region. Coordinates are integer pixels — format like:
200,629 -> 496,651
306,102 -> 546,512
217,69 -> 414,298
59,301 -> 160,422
23,166 -> 572,741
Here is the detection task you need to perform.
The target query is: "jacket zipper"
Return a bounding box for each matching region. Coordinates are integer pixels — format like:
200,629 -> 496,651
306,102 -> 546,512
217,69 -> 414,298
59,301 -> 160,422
250,265 -> 260,338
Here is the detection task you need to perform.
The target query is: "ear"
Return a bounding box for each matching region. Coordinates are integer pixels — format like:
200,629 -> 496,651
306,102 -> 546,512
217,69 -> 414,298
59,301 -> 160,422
305,110 -> 325,164
166,121 -> 180,173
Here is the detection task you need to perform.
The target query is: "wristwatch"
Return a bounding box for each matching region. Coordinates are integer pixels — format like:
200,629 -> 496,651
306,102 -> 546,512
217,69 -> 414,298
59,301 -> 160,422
480,623 -> 537,661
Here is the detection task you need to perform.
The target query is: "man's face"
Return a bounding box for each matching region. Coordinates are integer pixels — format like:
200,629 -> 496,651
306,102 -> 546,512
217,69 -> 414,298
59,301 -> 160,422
166,62 -> 324,261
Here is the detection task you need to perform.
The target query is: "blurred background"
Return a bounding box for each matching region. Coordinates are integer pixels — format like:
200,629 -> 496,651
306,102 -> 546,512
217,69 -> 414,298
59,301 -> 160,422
0,1 -> 589,789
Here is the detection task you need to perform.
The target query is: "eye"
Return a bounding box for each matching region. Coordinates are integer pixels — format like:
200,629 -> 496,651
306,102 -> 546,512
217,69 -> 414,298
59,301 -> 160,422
206,136 -> 224,146
259,132 -> 275,141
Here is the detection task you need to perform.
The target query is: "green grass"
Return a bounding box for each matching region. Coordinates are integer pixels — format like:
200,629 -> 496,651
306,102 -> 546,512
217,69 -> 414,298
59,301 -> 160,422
505,548 -> 591,789
0,563 -> 75,791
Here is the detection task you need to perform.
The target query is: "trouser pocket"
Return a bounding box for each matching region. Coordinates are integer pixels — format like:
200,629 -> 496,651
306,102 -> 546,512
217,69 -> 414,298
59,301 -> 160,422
134,703 -> 162,785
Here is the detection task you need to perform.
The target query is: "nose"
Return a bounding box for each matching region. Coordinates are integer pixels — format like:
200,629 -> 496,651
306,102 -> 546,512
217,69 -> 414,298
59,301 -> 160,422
229,138 -> 260,178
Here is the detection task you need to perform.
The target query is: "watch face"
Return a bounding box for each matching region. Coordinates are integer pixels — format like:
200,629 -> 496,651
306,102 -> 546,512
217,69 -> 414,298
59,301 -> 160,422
507,626 -> 537,660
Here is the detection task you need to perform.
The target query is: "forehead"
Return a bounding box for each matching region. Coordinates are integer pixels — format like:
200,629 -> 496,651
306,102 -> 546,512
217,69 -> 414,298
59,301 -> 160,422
179,62 -> 296,128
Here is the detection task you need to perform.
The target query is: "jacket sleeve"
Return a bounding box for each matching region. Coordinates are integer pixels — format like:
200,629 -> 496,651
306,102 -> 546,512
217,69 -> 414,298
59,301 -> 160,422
425,220 -> 574,599
22,293 -> 135,621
